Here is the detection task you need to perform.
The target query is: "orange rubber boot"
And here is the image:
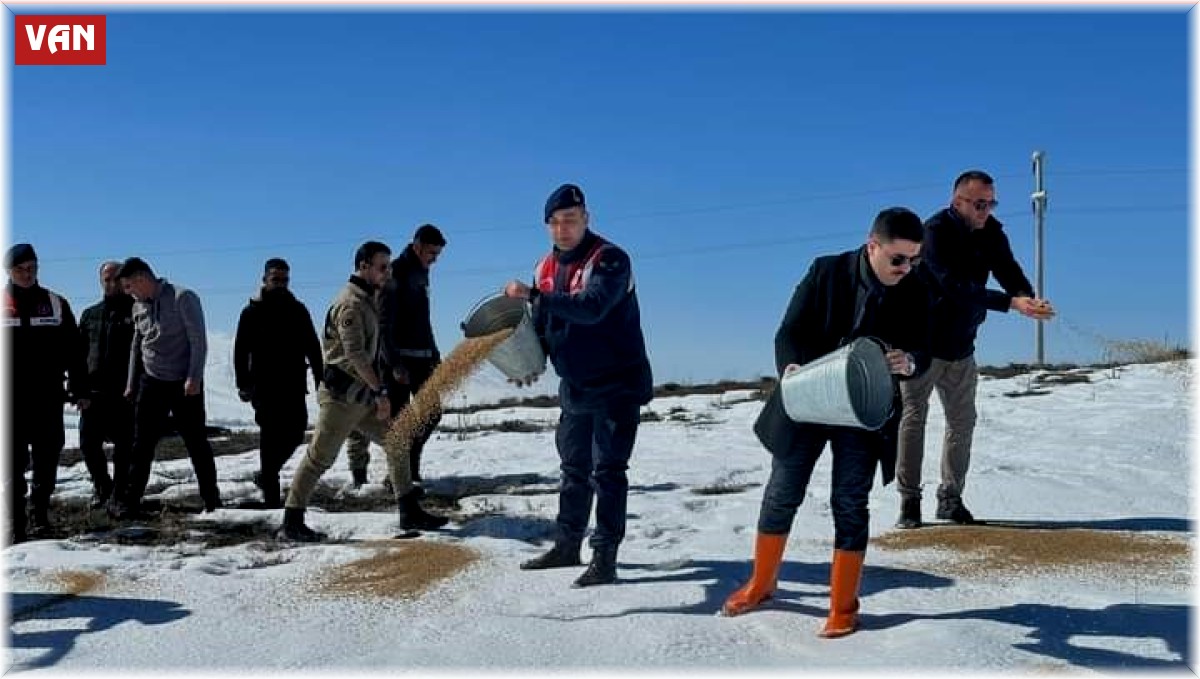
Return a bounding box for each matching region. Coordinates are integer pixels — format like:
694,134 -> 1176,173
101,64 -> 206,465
721,533 -> 787,617
819,549 -> 865,638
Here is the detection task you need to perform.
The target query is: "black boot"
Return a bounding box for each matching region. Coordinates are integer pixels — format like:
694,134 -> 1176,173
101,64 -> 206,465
520,541 -> 582,570
27,504 -> 52,539
11,495 -> 26,546
202,490 -> 224,513
397,490 -> 448,531
90,479 -> 114,510
351,468 -> 368,489
253,471 -> 282,509
572,547 -> 618,588
895,497 -> 922,529
106,492 -> 152,520
276,507 -> 324,542
7,522 -> 26,546
935,497 -> 977,524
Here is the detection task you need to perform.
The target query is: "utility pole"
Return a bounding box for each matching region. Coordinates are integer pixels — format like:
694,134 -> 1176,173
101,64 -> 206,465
1031,151 -> 1047,366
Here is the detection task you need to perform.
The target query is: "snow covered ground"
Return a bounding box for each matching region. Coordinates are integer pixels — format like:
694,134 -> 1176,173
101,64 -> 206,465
9,352 -> 1193,673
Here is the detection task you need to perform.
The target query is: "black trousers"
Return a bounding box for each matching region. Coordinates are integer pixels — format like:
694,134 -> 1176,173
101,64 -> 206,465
554,401 -> 641,551
389,357 -> 440,482
121,376 -> 220,507
78,393 -> 134,493
254,393 -> 308,478
757,424 -> 877,551
9,395 -> 65,533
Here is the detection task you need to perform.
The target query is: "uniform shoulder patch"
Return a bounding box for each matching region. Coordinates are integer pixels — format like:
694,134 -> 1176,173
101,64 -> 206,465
596,249 -> 627,271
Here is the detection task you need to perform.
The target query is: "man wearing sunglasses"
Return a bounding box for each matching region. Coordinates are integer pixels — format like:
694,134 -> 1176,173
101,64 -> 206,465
895,170 -> 1054,530
722,208 -> 931,638
278,241 -> 448,542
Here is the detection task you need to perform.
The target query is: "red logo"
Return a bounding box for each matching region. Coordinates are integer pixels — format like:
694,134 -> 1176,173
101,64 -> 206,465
15,15 -> 106,66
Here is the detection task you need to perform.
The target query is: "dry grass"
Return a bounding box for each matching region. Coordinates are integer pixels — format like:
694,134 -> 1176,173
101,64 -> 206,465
386,330 -> 513,453
318,540 -> 481,599
1105,339 -> 1190,365
874,526 -> 1190,586
46,569 -> 106,595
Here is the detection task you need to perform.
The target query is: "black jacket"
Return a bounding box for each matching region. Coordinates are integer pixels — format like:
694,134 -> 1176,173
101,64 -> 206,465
380,246 -> 439,367
920,208 -> 1035,361
5,283 -> 88,403
79,293 -> 135,397
753,247 -> 932,485
233,287 -> 323,402
532,230 -> 653,412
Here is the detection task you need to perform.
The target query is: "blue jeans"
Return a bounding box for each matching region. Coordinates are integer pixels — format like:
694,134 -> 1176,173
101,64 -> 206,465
757,425 -> 877,551
555,403 -> 641,551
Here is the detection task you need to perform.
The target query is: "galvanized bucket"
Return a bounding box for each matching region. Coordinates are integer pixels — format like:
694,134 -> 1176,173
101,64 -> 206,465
780,336 -> 895,430
461,294 -> 547,382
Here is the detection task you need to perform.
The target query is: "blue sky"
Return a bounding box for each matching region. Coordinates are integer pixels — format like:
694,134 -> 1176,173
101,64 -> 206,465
10,9 -> 1189,383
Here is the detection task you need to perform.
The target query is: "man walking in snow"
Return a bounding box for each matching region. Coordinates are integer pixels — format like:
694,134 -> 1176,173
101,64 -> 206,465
894,170 -> 1055,529
78,260 -> 136,511
234,257 -> 323,508
503,183 -> 653,588
346,224 -> 447,490
114,257 -> 223,517
722,208 -> 931,638
277,241 -> 448,541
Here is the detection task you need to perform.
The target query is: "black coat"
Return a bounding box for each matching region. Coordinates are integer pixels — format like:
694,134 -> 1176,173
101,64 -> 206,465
379,246 -> 439,368
79,293 -> 135,396
753,247 -> 931,485
5,283 -> 88,403
233,288 -> 323,402
532,230 -> 653,412
920,208 -> 1035,361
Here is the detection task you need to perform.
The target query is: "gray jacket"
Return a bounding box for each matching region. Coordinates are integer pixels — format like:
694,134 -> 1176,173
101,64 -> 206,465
128,279 -> 207,388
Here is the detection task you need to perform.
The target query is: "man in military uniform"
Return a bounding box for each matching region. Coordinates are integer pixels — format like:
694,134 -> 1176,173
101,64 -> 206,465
278,241 -> 448,541
5,244 -> 89,542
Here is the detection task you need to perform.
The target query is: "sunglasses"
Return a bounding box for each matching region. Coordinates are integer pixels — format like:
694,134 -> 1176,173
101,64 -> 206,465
958,196 -> 999,212
888,253 -> 921,268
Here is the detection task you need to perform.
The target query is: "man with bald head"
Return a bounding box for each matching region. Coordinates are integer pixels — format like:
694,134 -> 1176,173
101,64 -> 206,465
78,260 -> 136,510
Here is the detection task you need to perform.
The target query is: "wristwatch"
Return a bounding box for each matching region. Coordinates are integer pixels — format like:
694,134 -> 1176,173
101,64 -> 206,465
904,353 -> 916,377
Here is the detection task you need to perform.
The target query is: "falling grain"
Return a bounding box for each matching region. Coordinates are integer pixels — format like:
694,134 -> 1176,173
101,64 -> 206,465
386,329 -> 514,452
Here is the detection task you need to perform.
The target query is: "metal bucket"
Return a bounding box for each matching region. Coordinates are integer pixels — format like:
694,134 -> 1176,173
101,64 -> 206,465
461,294 -> 547,382
780,337 -> 895,430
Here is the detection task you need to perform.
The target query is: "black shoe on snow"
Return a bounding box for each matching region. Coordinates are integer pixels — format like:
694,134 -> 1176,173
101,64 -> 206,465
895,497 -> 922,529
277,507 -> 325,542
397,491 -> 448,531
90,482 -> 114,510
935,498 -> 977,524
520,543 -> 582,571
26,510 -> 52,539
572,549 -> 618,588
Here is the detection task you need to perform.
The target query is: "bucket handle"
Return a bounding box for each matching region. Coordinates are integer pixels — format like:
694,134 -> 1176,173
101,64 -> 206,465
860,335 -> 892,353
459,292 -> 528,332
784,336 -> 893,377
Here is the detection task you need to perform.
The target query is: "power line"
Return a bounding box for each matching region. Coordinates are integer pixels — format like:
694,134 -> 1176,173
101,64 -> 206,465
1052,167 -> 1187,178
33,165 -> 1183,265
141,230 -> 865,300
41,199 -> 1188,304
